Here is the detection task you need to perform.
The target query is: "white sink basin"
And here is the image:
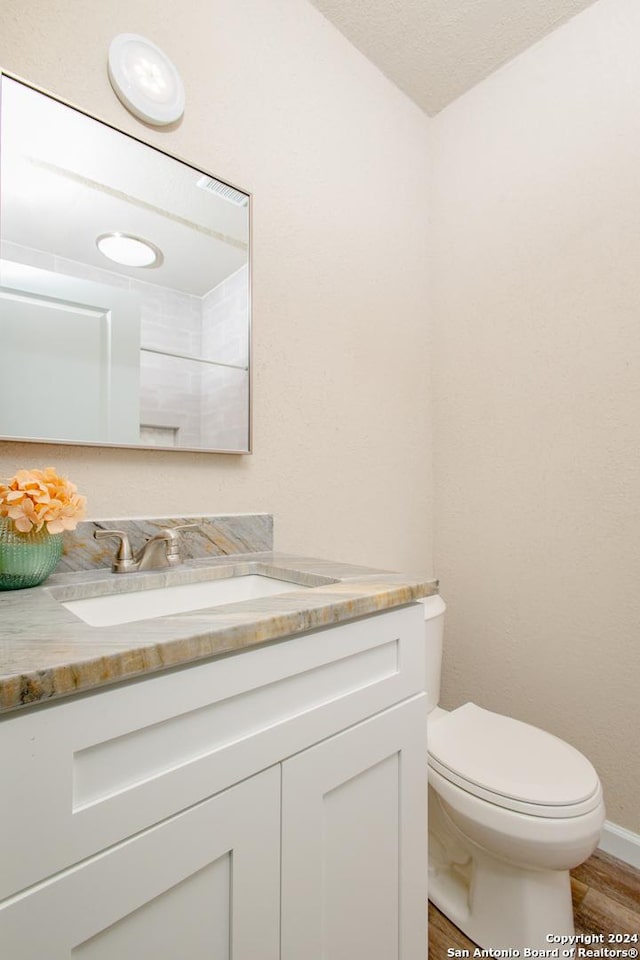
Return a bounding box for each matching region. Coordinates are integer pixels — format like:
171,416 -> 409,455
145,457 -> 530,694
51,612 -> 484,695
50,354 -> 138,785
62,574 -> 307,627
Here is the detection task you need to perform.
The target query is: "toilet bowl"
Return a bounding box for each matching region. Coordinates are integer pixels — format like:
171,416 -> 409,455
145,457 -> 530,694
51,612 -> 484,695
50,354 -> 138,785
422,597 -> 605,951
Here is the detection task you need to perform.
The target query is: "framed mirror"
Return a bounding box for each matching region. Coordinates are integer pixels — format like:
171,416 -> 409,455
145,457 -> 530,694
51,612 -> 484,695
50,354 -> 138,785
0,73 -> 251,453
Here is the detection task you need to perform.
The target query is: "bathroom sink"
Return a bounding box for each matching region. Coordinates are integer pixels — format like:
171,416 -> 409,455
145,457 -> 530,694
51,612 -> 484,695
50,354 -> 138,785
62,574 -> 308,627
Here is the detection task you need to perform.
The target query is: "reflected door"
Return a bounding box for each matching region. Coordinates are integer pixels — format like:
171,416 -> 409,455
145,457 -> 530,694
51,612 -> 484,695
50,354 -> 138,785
0,260 -> 140,443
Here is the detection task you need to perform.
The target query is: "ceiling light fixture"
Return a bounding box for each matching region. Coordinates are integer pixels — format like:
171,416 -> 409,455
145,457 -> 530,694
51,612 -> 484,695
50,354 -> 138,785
96,233 -> 163,268
107,34 -> 185,126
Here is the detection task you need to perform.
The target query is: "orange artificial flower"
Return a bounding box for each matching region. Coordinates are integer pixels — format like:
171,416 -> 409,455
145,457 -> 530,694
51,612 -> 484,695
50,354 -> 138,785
0,467 -> 86,534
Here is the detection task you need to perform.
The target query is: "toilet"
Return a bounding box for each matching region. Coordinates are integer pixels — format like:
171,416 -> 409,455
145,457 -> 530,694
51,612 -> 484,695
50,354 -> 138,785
422,596 -> 605,951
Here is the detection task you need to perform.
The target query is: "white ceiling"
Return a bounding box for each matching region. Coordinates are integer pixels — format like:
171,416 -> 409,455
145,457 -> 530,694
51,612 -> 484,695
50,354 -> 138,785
309,0 -> 600,115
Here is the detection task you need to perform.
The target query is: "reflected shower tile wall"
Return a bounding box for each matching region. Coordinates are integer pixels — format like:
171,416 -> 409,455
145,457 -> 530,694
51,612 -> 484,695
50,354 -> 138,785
140,288 -> 202,357
199,265 -> 249,449
201,265 -> 249,366
200,364 -> 249,451
138,288 -> 203,446
139,351 -> 202,448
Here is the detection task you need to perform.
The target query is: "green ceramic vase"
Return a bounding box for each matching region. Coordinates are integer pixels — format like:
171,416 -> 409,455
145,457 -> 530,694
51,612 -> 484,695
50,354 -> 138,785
0,518 -> 63,590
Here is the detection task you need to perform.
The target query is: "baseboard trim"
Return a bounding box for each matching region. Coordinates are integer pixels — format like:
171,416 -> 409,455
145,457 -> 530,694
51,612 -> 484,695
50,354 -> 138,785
598,820 -> 640,870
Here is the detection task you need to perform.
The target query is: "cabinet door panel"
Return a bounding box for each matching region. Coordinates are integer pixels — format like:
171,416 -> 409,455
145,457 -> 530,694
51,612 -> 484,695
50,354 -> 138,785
0,767 -> 280,960
281,695 -> 427,960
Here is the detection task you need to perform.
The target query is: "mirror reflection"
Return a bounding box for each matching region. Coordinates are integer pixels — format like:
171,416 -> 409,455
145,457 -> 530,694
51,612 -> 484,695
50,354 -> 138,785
0,74 -> 251,453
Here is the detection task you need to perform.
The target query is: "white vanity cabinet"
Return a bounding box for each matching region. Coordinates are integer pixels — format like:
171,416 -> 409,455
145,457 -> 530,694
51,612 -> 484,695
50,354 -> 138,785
0,604 -> 427,959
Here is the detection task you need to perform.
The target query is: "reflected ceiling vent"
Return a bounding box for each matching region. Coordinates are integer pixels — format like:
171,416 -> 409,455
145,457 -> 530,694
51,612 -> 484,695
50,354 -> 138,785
196,175 -> 248,207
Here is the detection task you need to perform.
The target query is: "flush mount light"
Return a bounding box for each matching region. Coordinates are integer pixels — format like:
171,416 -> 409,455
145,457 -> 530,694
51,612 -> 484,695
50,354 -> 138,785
96,233 -> 164,268
107,34 -> 185,126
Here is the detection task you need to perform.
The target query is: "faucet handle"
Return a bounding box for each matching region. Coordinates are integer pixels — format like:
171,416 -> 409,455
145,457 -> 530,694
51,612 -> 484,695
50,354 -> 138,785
153,523 -> 201,540
93,529 -> 137,572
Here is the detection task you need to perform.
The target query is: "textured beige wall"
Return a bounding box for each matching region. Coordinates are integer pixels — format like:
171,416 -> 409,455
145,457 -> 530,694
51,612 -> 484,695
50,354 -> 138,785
431,0 -> 640,832
0,0 -> 433,576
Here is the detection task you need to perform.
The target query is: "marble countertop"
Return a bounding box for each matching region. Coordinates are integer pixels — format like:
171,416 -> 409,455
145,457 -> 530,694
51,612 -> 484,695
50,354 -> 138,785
0,552 -> 437,714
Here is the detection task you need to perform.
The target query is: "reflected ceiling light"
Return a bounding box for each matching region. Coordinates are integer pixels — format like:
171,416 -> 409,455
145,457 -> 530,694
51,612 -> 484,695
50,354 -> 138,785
96,233 -> 163,268
107,34 -> 185,126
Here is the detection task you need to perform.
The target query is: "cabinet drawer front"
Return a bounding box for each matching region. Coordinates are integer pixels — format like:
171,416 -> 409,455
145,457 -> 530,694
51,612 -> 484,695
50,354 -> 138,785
0,604 -> 424,897
0,767 -> 280,960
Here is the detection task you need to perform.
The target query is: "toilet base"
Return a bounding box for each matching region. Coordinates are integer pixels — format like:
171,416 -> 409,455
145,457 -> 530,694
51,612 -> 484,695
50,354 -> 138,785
429,848 -> 575,951
429,789 -> 575,950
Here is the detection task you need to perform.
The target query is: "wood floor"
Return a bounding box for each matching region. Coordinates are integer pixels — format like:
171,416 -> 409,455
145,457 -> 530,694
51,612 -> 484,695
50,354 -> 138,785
428,850 -> 640,958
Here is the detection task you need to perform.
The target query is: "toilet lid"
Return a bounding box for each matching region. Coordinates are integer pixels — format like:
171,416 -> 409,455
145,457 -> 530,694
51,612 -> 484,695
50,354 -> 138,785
428,703 -> 600,813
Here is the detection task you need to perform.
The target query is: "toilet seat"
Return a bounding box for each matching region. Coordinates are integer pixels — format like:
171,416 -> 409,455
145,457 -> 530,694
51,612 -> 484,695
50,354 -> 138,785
428,703 -> 602,818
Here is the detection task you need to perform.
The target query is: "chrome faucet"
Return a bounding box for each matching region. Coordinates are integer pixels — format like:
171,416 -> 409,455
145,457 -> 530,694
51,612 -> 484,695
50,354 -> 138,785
94,524 -> 200,574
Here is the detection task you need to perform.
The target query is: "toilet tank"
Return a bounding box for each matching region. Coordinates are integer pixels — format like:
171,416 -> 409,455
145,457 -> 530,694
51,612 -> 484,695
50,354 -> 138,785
418,595 -> 446,713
